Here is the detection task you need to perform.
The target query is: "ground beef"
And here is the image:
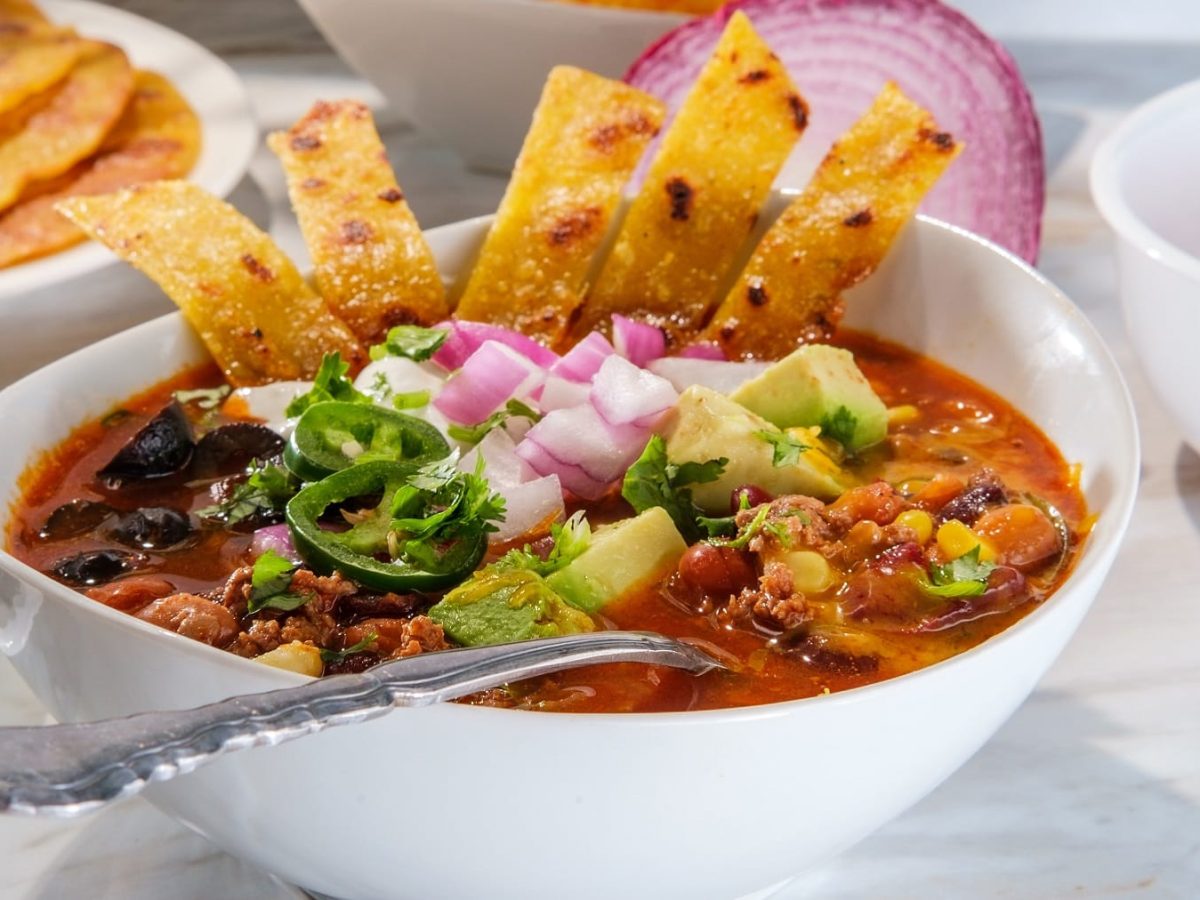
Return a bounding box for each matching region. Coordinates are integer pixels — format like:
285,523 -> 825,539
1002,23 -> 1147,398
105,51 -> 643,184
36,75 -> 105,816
827,481 -> 907,531
722,562 -> 811,634
343,615 -> 449,659
134,594 -> 238,647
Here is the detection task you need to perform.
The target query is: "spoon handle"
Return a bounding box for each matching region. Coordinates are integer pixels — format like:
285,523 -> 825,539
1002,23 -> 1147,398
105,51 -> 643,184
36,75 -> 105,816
0,632 -> 718,817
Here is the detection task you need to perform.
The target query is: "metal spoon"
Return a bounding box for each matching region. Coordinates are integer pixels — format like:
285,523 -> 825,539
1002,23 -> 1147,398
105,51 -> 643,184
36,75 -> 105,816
0,631 -> 722,817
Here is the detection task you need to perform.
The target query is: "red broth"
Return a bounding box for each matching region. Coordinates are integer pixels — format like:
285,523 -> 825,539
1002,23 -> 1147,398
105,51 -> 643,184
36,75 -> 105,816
6,331 -> 1089,712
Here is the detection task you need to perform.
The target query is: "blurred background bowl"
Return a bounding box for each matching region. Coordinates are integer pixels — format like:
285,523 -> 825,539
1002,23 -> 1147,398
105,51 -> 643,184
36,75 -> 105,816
1091,77 -> 1200,452
293,0 -> 688,171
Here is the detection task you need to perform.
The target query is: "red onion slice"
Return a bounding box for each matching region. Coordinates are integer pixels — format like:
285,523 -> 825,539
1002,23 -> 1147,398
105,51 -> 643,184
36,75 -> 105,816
432,320 -> 560,371
678,342 -> 726,360
489,475 -> 565,543
590,355 -> 679,428
626,0 -> 1044,263
250,524 -> 299,563
434,340 -> 545,424
611,314 -> 667,367
521,404 -> 648,486
647,357 -> 771,395
516,439 -> 610,501
458,428 -> 535,488
539,375 -> 593,412
549,332 -> 615,383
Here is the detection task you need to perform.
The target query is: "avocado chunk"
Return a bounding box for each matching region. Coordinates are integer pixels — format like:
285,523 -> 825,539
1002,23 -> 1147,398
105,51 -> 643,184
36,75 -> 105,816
547,507 -> 687,613
729,345 -> 887,451
428,568 -> 594,647
663,385 -> 848,511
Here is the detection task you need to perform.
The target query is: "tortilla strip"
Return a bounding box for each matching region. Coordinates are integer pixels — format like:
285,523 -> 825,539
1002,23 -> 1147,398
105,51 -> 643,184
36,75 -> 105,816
701,82 -> 962,359
268,100 -> 447,343
58,182 -> 365,387
455,66 -> 665,346
574,11 -> 805,345
0,28 -> 81,117
0,40 -> 133,212
0,0 -> 50,29
0,71 -> 201,268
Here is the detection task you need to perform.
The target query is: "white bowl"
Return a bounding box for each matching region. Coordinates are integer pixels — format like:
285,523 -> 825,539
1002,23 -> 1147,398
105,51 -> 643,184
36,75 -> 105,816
294,0 -> 687,171
0,215 -> 1137,900
0,0 -> 257,387
1091,78 -> 1200,451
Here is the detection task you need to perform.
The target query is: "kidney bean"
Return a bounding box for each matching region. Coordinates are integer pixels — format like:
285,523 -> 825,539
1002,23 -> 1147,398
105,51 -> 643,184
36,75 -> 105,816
678,543 -> 757,597
135,594 -> 238,647
730,484 -> 773,512
86,576 -> 177,613
974,504 -> 1061,571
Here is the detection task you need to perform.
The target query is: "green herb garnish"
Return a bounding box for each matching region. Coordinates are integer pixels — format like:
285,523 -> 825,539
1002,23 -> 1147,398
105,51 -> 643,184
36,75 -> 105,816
621,435 -> 727,543
919,546 -> 997,598
755,430 -> 810,467
447,399 -> 542,445
393,389 -> 431,410
819,405 -> 859,449
286,352 -> 372,418
319,632 -> 379,664
368,325 -> 449,363
498,510 -> 591,576
197,460 -> 299,526
247,549 -> 308,613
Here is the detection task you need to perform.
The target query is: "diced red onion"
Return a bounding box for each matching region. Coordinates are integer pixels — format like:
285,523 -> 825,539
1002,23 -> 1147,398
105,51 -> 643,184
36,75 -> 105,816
590,354 -> 678,428
516,439 -> 609,501
647,357 -> 771,395
539,375 -> 593,412
611,314 -> 666,367
434,341 -> 545,424
678,342 -> 726,360
431,320 -> 559,371
549,332 -> 614,383
458,428 -> 535,488
250,524 -> 300,563
489,475 -> 565,543
519,404 -> 648,498
626,0 -> 1044,263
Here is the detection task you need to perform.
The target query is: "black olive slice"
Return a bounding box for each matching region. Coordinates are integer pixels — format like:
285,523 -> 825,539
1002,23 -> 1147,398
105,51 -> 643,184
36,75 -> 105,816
37,499 -> 117,541
106,507 -> 195,550
190,423 -> 284,479
51,549 -> 146,586
97,401 -> 195,488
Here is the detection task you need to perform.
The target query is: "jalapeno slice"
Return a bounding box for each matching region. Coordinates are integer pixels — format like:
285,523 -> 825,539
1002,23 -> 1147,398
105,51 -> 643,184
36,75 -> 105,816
283,401 -> 449,482
285,460 -> 488,592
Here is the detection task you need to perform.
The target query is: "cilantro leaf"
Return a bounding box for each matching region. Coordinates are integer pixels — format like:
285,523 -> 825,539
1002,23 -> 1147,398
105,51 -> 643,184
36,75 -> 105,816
285,352 -> 372,418
755,430 -> 810,467
386,455 -> 506,573
197,460 -> 298,526
498,511 -> 591,576
174,385 -> 231,410
319,632 -> 378,664
367,371 -> 393,402
820,405 -> 859,449
620,435 -> 727,543
247,549 -> 308,613
919,546 -> 996,598
709,505 -> 770,550
447,399 -> 542,445
368,325 -> 449,363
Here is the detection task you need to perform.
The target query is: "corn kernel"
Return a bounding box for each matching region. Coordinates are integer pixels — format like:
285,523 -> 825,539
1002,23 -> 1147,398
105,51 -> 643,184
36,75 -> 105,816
255,641 -> 323,677
936,519 -> 997,562
778,549 -> 836,593
887,404 -> 920,426
895,509 -> 934,544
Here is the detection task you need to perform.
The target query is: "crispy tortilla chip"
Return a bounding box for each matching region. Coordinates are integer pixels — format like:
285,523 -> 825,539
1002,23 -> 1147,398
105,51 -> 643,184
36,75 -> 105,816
0,40 -> 133,212
0,0 -> 49,29
268,100 -> 447,343
455,66 -> 665,346
574,12 -> 805,344
0,28 -> 81,117
0,71 -> 200,268
57,182 -> 365,387
701,82 -> 962,359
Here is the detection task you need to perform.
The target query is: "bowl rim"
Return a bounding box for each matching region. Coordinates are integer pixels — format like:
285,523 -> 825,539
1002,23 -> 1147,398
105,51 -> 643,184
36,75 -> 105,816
0,215 -> 1140,726
1090,76 -> 1200,283
0,0 -> 258,302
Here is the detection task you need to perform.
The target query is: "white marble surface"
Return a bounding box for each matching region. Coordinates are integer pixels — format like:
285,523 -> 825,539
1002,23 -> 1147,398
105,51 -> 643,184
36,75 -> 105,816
3,9 -> 1200,900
